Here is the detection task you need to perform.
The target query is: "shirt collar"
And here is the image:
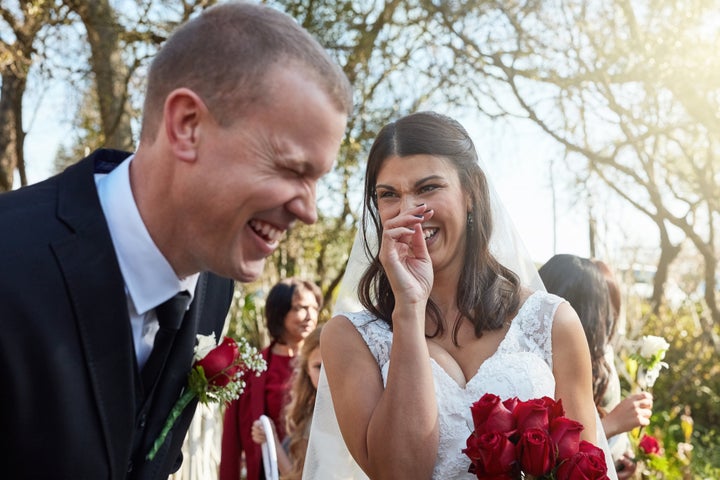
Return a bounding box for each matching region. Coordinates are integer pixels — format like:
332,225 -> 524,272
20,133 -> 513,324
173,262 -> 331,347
95,154 -> 199,315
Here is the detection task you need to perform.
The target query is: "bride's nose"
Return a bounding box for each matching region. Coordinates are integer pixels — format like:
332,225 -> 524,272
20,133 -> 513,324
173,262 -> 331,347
400,193 -> 423,212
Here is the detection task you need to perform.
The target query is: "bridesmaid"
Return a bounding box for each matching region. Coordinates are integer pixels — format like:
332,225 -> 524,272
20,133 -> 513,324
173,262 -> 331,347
220,278 -> 321,480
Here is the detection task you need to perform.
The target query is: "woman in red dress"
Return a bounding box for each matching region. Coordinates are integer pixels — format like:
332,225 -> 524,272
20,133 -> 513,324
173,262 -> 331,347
220,278 -> 322,480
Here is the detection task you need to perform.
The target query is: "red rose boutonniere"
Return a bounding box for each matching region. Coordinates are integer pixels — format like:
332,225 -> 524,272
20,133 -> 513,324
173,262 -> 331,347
146,334 -> 266,460
462,393 -> 610,479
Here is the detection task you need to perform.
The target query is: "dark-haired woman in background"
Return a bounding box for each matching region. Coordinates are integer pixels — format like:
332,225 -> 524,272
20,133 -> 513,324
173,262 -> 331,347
539,254 -> 653,479
220,278 -> 322,480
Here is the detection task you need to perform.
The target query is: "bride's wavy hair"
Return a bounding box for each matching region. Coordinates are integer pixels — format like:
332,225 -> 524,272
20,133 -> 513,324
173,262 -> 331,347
357,111 -> 522,343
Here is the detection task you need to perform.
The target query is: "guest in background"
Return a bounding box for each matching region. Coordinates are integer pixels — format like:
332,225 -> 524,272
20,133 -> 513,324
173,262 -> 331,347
251,325 -> 323,480
220,278 -> 322,480
539,254 -> 653,479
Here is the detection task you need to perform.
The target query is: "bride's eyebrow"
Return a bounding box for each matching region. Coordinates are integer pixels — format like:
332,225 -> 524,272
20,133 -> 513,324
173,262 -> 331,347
375,175 -> 445,190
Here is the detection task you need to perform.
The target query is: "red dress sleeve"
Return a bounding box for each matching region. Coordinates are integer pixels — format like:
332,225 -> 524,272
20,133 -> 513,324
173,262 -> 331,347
219,396 -> 243,480
264,354 -> 293,440
218,346 -> 293,480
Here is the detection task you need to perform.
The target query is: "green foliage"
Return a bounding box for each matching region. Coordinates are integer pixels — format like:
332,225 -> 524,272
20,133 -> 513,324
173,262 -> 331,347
692,427 -> 720,479
640,305 -> 720,434
226,287 -> 266,350
618,298 -> 720,478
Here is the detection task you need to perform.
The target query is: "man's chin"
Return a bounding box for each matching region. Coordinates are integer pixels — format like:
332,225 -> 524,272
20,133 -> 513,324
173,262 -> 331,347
232,259 -> 266,283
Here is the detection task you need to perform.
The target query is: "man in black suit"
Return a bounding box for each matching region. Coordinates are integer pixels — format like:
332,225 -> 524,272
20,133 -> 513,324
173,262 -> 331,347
0,2 -> 351,479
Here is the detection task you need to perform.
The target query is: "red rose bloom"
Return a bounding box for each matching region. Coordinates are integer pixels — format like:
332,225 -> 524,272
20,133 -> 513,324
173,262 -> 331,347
502,396 -> 519,412
514,398 -> 550,432
550,416 -> 584,460
578,440 -> 607,458
638,434 -> 661,455
556,441 -> 610,480
517,428 -> 555,476
463,431 -> 517,476
463,396 -> 609,480
470,393 -> 516,434
147,335 -> 264,462
195,336 -> 240,387
543,396 -> 565,422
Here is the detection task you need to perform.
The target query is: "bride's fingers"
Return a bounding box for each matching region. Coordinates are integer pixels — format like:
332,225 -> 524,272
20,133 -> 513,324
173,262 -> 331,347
383,207 -> 433,241
382,224 -> 418,250
383,205 -> 432,229
380,206 -> 434,272
409,222 -> 429,259
382,220 -> 433,257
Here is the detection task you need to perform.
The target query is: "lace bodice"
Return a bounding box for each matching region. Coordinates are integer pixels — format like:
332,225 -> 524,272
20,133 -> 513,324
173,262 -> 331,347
344,290 -> 562,479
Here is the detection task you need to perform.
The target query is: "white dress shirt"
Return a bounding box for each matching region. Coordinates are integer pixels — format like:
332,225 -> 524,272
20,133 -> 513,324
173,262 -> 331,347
95,155 -> 198,369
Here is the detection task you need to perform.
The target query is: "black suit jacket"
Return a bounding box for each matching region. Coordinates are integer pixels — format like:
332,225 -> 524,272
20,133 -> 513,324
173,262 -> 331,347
0,149 -> 234,479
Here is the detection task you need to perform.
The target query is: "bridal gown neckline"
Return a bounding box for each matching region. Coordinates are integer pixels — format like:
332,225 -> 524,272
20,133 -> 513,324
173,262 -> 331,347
428,290 -> 539,391
304,290 -> 616,479
345,290 -> 560,479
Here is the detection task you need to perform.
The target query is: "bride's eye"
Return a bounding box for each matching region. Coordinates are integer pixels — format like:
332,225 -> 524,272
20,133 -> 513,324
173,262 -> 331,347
376,189 -> 397,199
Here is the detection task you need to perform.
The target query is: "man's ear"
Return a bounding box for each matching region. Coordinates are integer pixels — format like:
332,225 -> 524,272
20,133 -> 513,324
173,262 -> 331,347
163,88 -> 208,162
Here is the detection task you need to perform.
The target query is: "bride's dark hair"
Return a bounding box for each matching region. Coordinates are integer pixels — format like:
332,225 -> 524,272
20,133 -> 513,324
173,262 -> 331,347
357,111 -> 522,343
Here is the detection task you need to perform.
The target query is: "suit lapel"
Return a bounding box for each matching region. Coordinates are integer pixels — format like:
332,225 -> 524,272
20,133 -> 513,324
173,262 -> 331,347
138,272 -> 232,477
50,151 -> 235,477
142,272 -> 232,429
51,152 -> 136,477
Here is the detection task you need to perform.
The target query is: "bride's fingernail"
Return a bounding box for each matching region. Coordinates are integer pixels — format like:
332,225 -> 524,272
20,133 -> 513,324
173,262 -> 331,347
414,214 -> 424,218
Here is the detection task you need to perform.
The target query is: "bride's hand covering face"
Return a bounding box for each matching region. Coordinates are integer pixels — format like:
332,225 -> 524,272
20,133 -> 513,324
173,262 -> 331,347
375,151 -> 474,315
376,201 -> 434,309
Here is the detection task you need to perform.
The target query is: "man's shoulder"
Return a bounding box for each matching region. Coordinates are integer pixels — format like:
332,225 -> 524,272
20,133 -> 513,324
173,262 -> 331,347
0,148 -> 131,206
0,149 -> 132,250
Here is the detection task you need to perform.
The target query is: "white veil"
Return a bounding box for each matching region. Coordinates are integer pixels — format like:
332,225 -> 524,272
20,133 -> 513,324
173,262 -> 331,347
302,116 -> 616,479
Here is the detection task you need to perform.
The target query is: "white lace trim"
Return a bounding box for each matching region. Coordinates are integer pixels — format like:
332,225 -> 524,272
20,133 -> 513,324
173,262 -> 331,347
342,291 -> 564,479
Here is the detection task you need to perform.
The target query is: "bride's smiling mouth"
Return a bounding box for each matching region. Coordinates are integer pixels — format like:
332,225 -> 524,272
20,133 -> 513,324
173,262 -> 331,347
423,227 -> 438,241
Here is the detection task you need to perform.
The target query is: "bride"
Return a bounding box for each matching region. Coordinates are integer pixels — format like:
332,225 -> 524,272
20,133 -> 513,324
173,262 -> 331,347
303,112 -> 617,479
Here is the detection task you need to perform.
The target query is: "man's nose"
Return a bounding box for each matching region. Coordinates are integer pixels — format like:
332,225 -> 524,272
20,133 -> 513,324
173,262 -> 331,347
287,183 -> 318,225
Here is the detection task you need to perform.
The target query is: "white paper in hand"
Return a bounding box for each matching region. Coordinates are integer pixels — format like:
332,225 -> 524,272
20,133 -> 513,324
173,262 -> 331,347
259,414 -> 279,480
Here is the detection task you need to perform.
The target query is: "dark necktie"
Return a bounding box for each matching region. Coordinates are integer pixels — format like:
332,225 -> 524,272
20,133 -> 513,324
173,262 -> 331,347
141,291 -> 191,393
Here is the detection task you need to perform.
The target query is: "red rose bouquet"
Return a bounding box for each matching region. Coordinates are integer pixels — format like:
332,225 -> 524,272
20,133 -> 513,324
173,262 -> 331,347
146,334 -> 266,460
463,393 -> 610,479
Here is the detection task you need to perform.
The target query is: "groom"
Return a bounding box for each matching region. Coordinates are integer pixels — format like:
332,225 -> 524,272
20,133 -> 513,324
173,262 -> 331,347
0,2 -> 351,479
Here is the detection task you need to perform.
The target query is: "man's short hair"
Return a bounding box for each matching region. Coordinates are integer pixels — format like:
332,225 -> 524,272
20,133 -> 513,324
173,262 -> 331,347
140,1 -> 352,142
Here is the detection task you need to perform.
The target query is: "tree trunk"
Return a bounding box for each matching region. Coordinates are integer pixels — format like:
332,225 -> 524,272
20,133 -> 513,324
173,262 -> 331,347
0,73 -> 26,191
702,250 -> 720,331
68,0 -> 133,150
651,221 -> 682,313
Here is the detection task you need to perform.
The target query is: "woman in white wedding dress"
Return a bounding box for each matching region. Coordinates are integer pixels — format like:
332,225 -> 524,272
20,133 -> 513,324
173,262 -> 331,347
303,112 -> 616,479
